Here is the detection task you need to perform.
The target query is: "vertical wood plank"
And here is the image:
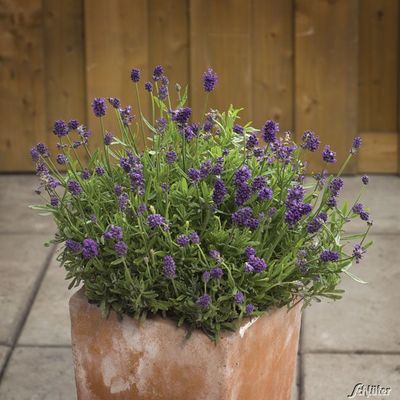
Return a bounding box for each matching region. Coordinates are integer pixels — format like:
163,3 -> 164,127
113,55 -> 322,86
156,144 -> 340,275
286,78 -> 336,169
190,0 -> 252,123
148,0 -> 189,103
43,0 -> 86,155
359,0 -> 399,133
252,0 -> 294,131
0,0 -> 46,171
295,0 -> 358,173
85,0 -> 149,149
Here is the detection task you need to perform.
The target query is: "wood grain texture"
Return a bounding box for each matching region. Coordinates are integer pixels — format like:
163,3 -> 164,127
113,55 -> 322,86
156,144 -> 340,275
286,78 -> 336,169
252,0 -> 294,131
189,0 -> 252,123
359,0 -> 399,133
148,0 -> 189,105
84,0 -> 149,149
295,0 -> 358,174
43,0 -> 86,160
358,132 -> 398,173
0,0 -> 46,171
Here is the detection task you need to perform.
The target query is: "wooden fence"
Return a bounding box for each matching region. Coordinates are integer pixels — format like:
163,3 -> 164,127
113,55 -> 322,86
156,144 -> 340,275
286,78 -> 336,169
0,0 -> 399,173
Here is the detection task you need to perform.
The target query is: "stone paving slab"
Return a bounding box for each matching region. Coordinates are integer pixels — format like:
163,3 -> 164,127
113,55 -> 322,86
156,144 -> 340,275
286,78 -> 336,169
340,175 -> 400,234
303,353 -> 400,400
0,347 -> 75,400
19,251 -> 73,346
0,346 -> 10,375
303,234 -> 400,353
0,175 -> 56,234
0,234 -> 54,345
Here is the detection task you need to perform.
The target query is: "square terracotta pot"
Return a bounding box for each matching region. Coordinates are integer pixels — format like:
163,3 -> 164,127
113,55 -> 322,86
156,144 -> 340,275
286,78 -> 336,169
70,289 -> 301,400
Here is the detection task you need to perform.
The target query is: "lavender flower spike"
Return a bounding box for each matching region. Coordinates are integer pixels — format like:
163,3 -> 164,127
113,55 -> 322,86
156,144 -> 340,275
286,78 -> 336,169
91,97 -> 107,117
203,68 -> 218,92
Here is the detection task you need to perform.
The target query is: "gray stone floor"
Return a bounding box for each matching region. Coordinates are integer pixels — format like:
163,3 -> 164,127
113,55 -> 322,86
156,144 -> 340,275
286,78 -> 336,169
0,174 -> 399,399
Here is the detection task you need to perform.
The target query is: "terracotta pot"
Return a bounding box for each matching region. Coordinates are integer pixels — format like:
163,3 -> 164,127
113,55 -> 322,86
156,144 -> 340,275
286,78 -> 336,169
70,289 -> 301,400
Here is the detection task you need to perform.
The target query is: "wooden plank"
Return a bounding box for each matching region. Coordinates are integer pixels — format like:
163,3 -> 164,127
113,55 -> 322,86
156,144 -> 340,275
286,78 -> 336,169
84,0 -> 149,150
189,0 -> 252,123
252,0 -> 294,131
0,0 -> 46,171
148,0 -> 189,105
43,0 -> 86,160
359,0 -> 399,133
358,132 -> 398,173
295,0 -> 358,174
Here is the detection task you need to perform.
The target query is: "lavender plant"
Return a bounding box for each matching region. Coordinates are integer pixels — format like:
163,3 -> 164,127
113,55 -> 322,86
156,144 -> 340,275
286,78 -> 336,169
30,66 -> 372,339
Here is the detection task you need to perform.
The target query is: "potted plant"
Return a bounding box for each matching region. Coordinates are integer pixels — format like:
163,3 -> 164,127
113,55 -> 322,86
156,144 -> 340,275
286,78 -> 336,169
30,65 -> 372,399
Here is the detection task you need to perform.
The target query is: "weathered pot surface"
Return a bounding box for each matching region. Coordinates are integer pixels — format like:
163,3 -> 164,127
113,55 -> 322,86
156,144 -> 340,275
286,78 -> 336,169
70,288 -> 301,400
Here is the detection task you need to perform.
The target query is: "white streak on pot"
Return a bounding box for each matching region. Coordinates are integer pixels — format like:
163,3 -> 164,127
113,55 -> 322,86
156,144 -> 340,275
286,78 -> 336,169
239,317 -> 259,338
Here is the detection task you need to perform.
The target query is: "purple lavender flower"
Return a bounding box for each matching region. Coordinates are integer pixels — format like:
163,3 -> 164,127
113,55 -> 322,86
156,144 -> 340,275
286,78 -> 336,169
322,145 -> 336,163
245,304 -> 254,314
158,85 -> 168,100
108,97 -> 121,109
30,147 -> 40,161
35,162 -> 49,176
235,183 -> 251,206
234,291 -> 245,304
210,267 -> 223,279
203,119 -> 213,132
137,203 -> 147,215
307,217 -> 322,234
203,68 -> 218,92
171,107 -> 192,126
50,196 -> 59,207
320,250 -> 339,262
130,68 -> 140,83
176,234 -> 190,247
104,225 -> 123,240
113,241 -> 127,256
187,168 -> 201,184
144,81 -> 153,92
360,210 -> 370,221
104,132 -> 113,145
247,255 -> 267,273
246,133 -> 259,149
211,157 -> 224,175
200,159 -> 212,178
161,75 -> 169,85
81,169 -> 91,180
301,130 -> 320,152
120,105 -> 134,126
67,180 -> 82,196
351,136 -> 362,153
95,166 -> 105,176
114,185 -> 123,196
330,177 -> 344,196
189,231 -> 200,244
65,239 -> 82,253
258,187 -> 273,201
156,117 -> 167,134
213,178 -> 227,206
245,247 -> 256,259
253,148 -> 264,158
82,238 -> 99,259
352,203 -> 364,214
119,193 -> 128,210
196,293 -> 211,308
147,214 -> 166,229
353,244 -> 365,264
268,207 -> 277,217
327,196 -> 337,208
232,207 -> 253,227
361,175 -> 369,185
152,65 -> 164,81
91,98 -> 106,117
202,271 -> 211,283
53,120 -> 69,137
165,150 -> 177,165
55,154 -> 67,165
234,165 -> 252,186
66,119 -> 78,130
233,124 -> 244,135
163,255 -> 176,279
209,250 -> 221,261
251,176 -> 267,192
262,120 -> 279,143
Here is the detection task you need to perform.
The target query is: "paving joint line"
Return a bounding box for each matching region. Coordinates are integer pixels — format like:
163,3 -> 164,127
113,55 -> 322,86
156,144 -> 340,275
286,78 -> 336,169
301,349 -> 400,355
16,344 -> 71,349
0,244 -> 57,383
